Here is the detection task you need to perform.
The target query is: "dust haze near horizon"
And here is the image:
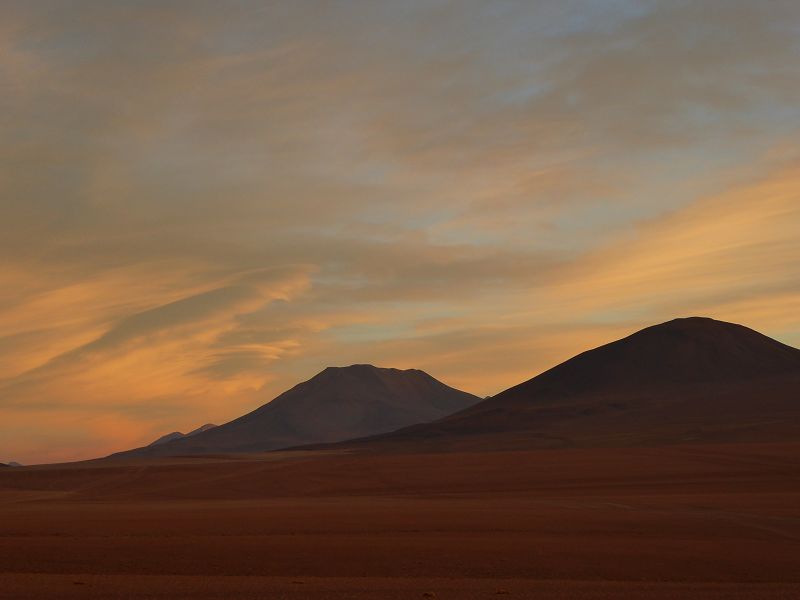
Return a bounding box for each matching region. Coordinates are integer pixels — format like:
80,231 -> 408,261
1,0 -> 800,464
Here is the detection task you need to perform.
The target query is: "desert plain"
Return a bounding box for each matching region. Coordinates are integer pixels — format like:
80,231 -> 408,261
2,442 -> 800,599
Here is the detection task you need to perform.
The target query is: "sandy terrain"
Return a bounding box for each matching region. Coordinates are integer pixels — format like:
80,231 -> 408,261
1,443 -> 800,598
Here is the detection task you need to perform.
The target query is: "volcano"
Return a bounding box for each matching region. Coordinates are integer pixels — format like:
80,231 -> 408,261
340,318 -> 800,450
111,365 -> 479,458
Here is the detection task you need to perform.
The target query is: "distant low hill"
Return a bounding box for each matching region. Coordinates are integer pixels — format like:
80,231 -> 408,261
149,424 -> 217,447
110,365 -> 479,458
332,318 -> 800,451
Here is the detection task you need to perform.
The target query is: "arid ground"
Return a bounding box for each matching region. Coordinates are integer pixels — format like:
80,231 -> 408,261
2,443 -> 800,599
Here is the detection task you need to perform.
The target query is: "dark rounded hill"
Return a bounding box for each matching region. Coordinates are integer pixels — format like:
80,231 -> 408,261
110,365 -> 479,458
338,318 -> 800,450
487,317 -> 800,403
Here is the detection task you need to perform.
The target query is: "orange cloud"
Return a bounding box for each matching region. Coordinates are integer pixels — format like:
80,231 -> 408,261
543,163 -> 800,322
2,2 -> 800,464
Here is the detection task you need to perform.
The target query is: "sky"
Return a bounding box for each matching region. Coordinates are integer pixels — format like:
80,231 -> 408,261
2,0 -> 800,464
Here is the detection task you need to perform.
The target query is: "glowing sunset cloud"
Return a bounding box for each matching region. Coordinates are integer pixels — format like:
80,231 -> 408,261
1,1 -> 799,463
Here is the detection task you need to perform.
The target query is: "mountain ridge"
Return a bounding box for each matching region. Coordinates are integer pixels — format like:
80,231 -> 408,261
110,364 -> 479,458
320,317 -> 800,451
149,424 -> 217,447
471,316 -> 800,409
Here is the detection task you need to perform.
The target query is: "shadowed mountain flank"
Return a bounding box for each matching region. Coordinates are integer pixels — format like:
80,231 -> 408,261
336,318 -> 800,450
112,365 -> 479,458
149,424 -> 217,447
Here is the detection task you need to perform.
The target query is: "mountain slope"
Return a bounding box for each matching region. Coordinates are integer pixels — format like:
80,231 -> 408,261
338,318 -> 800,450
148,424 -> 217,447
112,365 -> 479,457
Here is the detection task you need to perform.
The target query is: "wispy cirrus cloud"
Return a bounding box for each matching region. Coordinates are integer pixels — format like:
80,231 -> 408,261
1,1 -> 799,463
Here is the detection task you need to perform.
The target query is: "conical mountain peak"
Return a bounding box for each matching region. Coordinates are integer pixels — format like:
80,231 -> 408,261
111,364 -> 479,458
317,364 -> 424,377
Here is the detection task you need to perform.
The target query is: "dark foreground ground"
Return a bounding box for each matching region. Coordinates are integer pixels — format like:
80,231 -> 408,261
1,443 -> 800,599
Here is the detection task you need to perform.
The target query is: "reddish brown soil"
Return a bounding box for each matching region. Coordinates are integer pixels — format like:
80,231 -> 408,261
2,443 -> 800,598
